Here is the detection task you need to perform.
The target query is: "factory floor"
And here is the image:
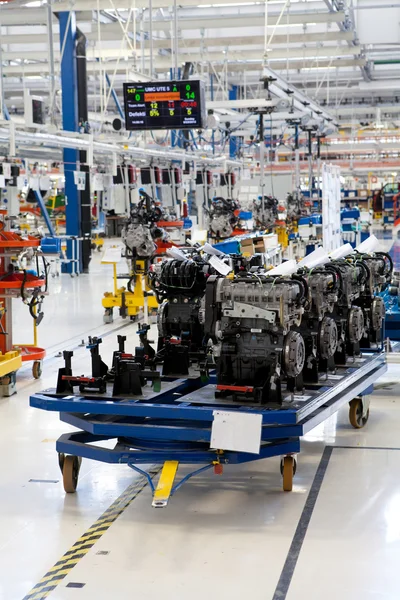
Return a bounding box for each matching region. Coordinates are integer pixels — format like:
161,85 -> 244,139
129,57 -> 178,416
2,244 -> 400,600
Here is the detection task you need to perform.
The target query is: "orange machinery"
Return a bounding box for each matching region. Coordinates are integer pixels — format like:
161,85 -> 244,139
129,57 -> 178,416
0,210 -> 47,393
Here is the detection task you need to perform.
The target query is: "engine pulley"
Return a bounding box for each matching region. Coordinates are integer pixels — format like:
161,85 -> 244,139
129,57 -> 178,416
318,317 -> 338,359
283,331 -> 305,378
371,297 -> 385,331
347,306 -> 365,343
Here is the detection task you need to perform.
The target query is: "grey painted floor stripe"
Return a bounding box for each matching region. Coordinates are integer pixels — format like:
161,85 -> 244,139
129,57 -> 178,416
272,446 -> 333,600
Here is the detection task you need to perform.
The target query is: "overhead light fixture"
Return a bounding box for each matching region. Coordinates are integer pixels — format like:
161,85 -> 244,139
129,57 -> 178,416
24,0 -> 46,6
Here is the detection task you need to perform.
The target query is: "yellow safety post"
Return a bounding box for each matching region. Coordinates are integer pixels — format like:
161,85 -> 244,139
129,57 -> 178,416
152,460 -> 179,508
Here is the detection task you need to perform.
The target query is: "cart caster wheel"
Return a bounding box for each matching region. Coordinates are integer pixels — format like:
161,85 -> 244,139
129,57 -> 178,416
349,397 -> 369,429
280,456 -> 297,492
58,452 -> 65,473
32,361 -> 42,379
62,455 -> 81,493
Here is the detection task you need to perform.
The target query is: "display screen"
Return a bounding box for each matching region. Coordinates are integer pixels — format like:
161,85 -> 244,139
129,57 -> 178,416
123,80 -> 206,131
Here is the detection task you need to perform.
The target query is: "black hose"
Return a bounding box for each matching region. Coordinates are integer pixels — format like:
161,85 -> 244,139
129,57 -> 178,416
325,264 -> 344,296
377,252 -> 394,278
292,274 -> 308,305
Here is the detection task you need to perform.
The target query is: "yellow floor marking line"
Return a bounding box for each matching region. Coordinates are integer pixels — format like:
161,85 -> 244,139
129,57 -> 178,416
22,469 -> 160,600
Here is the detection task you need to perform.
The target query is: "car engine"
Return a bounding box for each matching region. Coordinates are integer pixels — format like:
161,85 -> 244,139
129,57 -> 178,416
149,253 -> 216,376
121,190 -> 165,259
323,259 -> 368,364
252,195 -> 278,229
350,251 -> 392,347
205,271 -> 306,404
296,267 -> 339,382
209,197 -> 240,239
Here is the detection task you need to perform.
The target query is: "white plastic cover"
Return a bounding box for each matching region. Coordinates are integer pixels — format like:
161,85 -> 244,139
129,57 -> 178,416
329,243 -> 355,260
268,259 -> 298,276
297,247 -> 330,269
356,234 -> 381,254
166,247 -> 189,261
201,242 -> 226,257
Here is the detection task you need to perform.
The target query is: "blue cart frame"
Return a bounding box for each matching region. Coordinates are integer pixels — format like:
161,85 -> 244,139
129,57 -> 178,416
30,350 -> 386,506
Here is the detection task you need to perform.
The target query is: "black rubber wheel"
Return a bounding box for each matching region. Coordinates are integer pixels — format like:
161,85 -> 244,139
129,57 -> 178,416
349,397 -> 369,429
62,455 -> 81,493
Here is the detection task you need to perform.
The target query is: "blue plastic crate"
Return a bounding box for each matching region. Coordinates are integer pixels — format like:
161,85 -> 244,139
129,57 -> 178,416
212,239 -> 241,254
41,237 -> 61,254
299,214 -> 322,226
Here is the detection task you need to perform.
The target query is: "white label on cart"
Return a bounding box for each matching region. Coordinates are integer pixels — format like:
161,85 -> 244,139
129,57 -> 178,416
293,395 -> 312,403
354,358 -> 367,363
101,246 -> 122,264
329,374 -> 344,380
211,410 -> 262,454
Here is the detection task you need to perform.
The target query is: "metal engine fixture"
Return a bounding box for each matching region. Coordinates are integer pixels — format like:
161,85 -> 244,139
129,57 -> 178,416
121,190 -> 165,259
286,191 -> 303,220
324,260 -> 368,363
205,272 -> 306,404
350,251 -> 393,348
252,195 -> 278,229
149,254 -> 215,376
209,197 -> 240,239
296,268 -> 339,382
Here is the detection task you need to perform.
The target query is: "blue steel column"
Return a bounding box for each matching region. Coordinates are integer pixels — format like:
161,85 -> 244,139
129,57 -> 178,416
58,11 -> 81,272
229,85 -> 238,159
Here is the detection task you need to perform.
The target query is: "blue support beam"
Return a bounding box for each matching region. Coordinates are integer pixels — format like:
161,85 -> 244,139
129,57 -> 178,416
34,190 -> 56,237
58,11 -> 81,272
229,85 -> 238,159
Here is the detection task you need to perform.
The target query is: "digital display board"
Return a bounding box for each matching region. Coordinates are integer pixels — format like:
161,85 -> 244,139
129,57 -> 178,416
123,80 -> 206,131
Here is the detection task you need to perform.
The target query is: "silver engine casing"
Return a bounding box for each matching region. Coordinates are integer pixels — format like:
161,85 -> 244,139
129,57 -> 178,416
215,276 -> 304,335
210,214 -> 234,238
121,223 -> 156,258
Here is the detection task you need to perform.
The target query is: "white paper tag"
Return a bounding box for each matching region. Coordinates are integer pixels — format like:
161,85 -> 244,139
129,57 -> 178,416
202,242 -> 226,257
211,410 -> 262,454
17,175 -> 29,190
92,173 -> 104,191
209,255 -> 232,276
29,176 -> 39,191
0,174 -> 6,188
3,163 -> 11,179
101,246 -> 122,264
74,171 -> 86,191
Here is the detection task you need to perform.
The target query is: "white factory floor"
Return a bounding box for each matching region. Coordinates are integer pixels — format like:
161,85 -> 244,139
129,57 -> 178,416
1,250 -> 400,600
